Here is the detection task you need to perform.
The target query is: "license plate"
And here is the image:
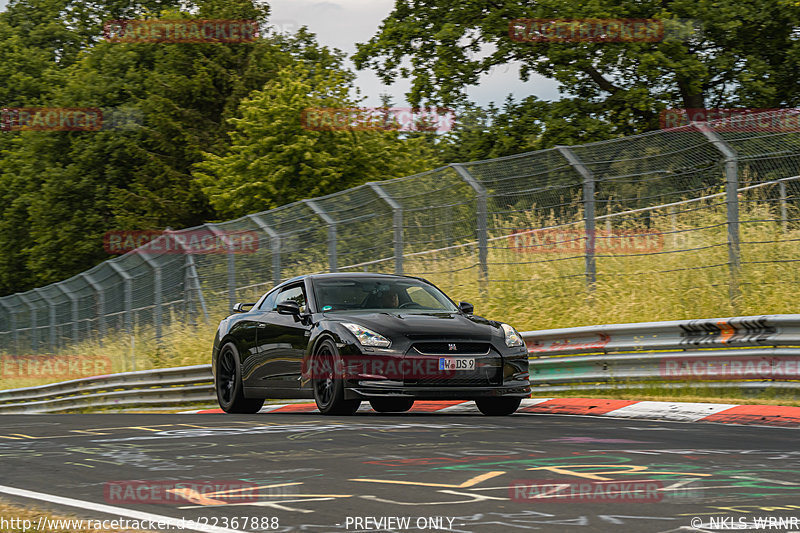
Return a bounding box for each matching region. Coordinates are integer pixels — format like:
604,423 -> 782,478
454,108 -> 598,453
439,357 -> 475,371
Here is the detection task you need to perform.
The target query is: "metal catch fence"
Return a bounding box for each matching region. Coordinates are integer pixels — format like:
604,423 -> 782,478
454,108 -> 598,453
2,110 -> 800,367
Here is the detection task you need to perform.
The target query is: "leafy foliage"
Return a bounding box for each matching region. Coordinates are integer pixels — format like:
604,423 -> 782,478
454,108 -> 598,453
0,1 -> 438,295
196,59 -> 438,218
354,0 -> 800,137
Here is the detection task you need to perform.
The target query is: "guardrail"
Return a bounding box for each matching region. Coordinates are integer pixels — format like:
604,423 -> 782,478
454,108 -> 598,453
1,314 -> 799,413
524,314 -> 800,392
0,365 -> 213,414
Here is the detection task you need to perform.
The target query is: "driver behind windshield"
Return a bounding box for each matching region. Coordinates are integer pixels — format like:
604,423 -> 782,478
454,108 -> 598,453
376,287 -> 400,309
362,285 -> 401,309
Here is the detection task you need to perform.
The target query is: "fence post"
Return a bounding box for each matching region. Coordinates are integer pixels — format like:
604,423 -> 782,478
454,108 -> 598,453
305,200 -> 338,272
108,261 -> 136,369
0,299 -> 16,355
81,273 -> 106,344
167,235 -> 208,324
206,224 -> 236,311
368,182 -> 404,274
557,146 -> 596,289
137,253 -> 162,342
54,283 -> 79,346
33,288 -> 57,353
16,293 -> 38,352
780,180 -> 788,233
695,123 -> 740,304
185,253 -> 209,322
669,205 -> 678,242
248,214 -> 282,286
451,164 -> 488,294
108,261 -> 133,336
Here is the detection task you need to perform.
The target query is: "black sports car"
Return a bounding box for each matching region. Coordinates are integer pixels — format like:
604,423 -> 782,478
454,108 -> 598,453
211,273 -> 530,415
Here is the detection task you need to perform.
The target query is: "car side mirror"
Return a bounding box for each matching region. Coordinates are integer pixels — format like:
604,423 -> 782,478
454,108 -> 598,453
277,301 -> 301,317
232,302 -> 256,313
458,301 -> 474,315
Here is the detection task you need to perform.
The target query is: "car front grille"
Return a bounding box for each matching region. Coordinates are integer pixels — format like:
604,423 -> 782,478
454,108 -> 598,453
411,342 -> 491,355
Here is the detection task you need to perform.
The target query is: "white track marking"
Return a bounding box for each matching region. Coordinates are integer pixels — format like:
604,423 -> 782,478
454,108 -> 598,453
0,484 -> 249,533
520,398 -> 556,406
601,401 -> 739,422
437,401 -> 478,413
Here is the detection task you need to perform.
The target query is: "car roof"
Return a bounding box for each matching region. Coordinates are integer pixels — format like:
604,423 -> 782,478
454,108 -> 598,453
309,272 -> 420,280
280,272 -> 426,286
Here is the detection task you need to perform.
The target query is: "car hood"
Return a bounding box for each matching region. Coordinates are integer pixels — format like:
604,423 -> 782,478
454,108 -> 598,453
324,311 -> 499,341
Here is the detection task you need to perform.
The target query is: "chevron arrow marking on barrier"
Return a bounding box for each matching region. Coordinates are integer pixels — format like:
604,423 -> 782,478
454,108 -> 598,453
717,320 -> 735,343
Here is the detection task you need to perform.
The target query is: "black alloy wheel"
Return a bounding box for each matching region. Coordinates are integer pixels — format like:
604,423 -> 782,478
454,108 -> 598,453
216,343 -> 264,414
312,339 -> 361,415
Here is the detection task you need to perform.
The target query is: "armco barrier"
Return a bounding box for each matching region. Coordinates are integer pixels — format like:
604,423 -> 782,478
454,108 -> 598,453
0,365 -> 213,413
1,314 -> 799,413
524,314 -> 800,391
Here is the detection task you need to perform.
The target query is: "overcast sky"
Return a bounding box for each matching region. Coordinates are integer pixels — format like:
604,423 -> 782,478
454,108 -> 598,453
0,0 -> 562,107
266,0 -> 561,107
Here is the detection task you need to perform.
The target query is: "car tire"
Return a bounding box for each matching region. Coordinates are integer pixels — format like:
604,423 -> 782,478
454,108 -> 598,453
475,397 -> 521,416
369,398 -> 415,413
215,342 -> 264,414
311,338 -> 361,415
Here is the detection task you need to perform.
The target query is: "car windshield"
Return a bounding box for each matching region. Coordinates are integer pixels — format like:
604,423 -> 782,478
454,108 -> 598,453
313,278 -> 458,312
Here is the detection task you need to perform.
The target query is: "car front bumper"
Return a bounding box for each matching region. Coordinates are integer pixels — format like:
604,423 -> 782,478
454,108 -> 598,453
344,380 -> 531,400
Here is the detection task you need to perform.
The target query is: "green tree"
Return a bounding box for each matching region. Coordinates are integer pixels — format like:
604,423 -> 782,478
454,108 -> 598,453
196,59 -> 438,219
354,0 -> 800,136
437,96 -> 627,164
0,0 -> 292,294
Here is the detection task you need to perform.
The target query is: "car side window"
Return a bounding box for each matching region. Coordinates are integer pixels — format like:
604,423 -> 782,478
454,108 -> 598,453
258,290 -> 278,311
274,285 -> 306,313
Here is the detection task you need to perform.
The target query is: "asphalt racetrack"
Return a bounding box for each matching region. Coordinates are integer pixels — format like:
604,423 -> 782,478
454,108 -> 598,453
0,410 -> 799,533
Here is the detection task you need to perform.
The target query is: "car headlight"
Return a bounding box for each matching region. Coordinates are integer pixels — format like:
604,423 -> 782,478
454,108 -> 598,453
501,323 -> 525,347
342,323 -> 392,348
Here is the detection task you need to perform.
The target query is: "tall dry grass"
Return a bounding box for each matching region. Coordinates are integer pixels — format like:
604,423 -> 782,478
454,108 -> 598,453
2,195 -> 798,396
